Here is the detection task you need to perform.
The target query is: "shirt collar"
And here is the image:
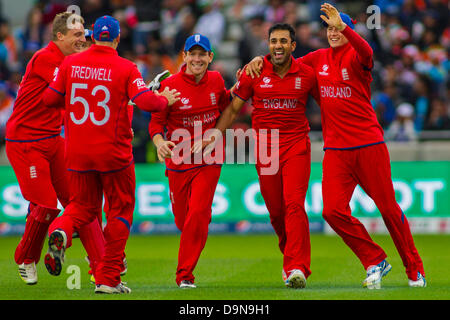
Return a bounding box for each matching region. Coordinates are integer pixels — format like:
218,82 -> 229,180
48,41 -> 65,60
263,54 -> 300,76
180,64 -> 209,85
89,44 -> 119,55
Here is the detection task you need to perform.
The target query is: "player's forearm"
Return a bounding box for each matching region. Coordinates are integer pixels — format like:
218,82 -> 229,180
133,90 -> 168,113
215,103 -> 240,134
152,133 -> 166,148
43,86 -> 65,108
341,26 -> 373,68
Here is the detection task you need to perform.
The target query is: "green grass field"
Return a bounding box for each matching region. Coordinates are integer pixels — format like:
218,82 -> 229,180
0,234 -> 449,300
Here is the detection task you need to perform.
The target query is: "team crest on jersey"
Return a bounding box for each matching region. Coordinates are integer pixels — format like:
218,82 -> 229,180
341,68 -> 349,80
210,93 -> 217,105
179,97 -> 192,110
319,64 -> 329,76
295,77 -> 301,89
260,76 -> 273,88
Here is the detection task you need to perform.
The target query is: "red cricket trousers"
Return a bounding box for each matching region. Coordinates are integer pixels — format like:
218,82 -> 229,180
256,136 -> 311,278
49,163 -> 136,287
7,137 -> 105,270
167,165 -> 222,285
322,143 -> 425,280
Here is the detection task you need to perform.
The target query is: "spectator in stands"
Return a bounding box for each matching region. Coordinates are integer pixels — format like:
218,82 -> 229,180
385,102 -> 417,142
194,0 -> 226,50
424,98 -> 450,130
0,81 -> 13,146
412,74 -> 432,132
237,14 -> 268,68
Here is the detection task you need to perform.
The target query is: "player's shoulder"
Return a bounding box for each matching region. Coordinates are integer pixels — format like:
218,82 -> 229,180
206,70 -> 225,85
116,55 -> 137,69
297,60 -> 315,76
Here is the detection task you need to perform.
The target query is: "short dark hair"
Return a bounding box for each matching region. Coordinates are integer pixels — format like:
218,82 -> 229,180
268,23 -> 296,42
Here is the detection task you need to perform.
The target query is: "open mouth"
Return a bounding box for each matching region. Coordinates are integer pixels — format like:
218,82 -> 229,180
273,51 -> 284,59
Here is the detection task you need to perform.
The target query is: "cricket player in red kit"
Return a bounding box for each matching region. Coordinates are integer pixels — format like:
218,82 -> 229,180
203,24 -> 317,288
149,34 -> 232,288
248,3 -> 426,289
5,12 -> 107,285
42,15 -> 179,294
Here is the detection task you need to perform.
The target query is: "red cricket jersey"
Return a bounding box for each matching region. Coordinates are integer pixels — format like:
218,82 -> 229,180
299,26 -> 384,150
47,44 -> 167,172
149,64 -> 230,172
6,41 -> 64,141
233,55 -> 316,147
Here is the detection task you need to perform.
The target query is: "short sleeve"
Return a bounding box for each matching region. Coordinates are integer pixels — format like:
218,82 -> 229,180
232,69 -> 254,102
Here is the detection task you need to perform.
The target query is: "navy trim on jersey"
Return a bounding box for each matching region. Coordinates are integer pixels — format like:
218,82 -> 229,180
67,159 -> 134,174
166,163 -> 222,173
233,92 -> 247,102
5,134 -> 60,143
131,89 -> 151,102
323,141 -> 385,151
49,86 -> 65,96
116,217 -> 130,231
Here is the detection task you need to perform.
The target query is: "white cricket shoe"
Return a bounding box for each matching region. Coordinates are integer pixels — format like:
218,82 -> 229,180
179,280 -> 196,289
18,262 -> 38,285
409,272 -> 427,287
363,259 -> 392,289
285,269 -> 307,289
95,282 -> 131,294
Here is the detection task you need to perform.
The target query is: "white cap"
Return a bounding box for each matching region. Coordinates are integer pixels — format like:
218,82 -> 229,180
397,103 -> 414,117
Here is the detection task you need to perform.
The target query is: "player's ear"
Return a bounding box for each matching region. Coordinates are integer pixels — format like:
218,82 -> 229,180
56,31 -> 65,41
208,51 -> 214,63
291,40 -> 297,51
182,51 -> 187,62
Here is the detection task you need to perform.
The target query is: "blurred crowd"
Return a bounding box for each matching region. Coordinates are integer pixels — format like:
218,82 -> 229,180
0,0 -> 448,162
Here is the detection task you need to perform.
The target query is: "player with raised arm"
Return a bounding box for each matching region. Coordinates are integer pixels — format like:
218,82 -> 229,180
5,12 -> 110,285
246,3 -> 426,289
201,24 -> 317,288
149,34 -> 234,289
42,15 -> 179,294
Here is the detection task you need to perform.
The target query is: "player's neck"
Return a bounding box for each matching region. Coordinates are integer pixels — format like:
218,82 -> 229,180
94,41 -> 118,50
273,59 -> 292,79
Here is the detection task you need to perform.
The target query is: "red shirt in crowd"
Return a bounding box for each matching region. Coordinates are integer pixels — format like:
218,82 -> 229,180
44,44 -> 167,172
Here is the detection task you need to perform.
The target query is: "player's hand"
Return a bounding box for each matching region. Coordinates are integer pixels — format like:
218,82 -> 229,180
156,87 -> 180,106
245,57 -> 263,78
191,129 -> 221,157
320,3 -> 346,31
236,68 -> 243,80
156,140 -> 176,162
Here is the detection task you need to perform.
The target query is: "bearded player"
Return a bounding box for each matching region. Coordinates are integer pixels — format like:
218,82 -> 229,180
201,23 -> 317,288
